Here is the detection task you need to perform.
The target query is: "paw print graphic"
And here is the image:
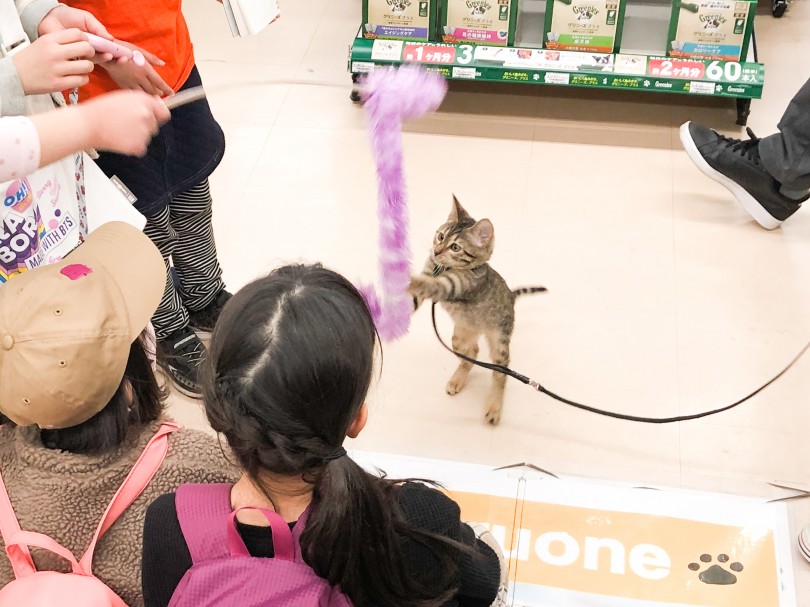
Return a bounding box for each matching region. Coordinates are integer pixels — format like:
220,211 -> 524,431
688,553 -> 743,585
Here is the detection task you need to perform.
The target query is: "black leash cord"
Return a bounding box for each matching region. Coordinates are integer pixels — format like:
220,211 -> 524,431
430,303 -> 810,424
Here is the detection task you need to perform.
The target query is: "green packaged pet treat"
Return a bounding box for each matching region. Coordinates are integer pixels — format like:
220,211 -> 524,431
544,0 -> 626,53
363,0 -> 436,41
440,0 -> 520,46
667,0 -> 756,61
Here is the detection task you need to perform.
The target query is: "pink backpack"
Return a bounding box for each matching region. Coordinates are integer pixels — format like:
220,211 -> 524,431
0,423 -> 180,606
168,484 -> 353,607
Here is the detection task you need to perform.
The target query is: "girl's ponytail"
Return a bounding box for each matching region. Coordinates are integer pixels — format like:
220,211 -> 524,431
301,456 -> 459,607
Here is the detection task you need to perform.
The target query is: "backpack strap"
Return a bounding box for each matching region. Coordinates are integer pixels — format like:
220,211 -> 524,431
291,508 -> 310,564
0,469 -> 35,578
5,530 -> 84,575
226,507 -> 294,561
78,422 -> 181,574
176,483 -> 235,563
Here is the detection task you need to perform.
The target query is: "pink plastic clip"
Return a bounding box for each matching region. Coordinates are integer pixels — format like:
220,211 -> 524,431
85,33 -> 146,67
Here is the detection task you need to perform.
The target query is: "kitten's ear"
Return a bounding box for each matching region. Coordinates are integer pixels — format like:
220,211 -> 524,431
468,218 -> 494,247
449,195 -> 472,222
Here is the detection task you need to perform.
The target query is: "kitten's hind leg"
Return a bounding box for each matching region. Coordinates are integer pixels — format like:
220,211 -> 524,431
447,326 -> 479,396
484,330 -> 511,425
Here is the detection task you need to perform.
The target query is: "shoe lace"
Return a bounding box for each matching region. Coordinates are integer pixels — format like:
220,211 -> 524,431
718,127 -> 761,164
185,340 -> 205,366
173,331 -> 205,365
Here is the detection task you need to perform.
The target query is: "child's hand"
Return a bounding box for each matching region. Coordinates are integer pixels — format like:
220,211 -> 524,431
38,5 -> 111,39
99,42 -> 173,97
12,29 -> 95,95
102,60 -> 174,97
79,90 -> 171,156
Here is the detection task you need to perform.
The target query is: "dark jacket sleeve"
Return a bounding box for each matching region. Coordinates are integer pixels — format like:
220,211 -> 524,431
142,493 -> 193,607
396,482 -> 501,607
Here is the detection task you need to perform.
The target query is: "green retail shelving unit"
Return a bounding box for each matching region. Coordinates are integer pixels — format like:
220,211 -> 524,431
349,0 -> 765,125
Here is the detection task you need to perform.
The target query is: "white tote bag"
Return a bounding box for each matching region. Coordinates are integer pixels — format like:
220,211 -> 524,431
83,154 -> 146,233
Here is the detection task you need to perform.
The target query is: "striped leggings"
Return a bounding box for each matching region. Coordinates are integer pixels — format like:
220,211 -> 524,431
143,179 -> 224,340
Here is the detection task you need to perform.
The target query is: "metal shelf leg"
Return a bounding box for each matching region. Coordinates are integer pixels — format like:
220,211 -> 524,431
350,73 -> 362,103
736,98 -> 751,126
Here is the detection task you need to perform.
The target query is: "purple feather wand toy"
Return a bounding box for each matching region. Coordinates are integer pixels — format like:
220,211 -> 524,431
357,66 -> 447,341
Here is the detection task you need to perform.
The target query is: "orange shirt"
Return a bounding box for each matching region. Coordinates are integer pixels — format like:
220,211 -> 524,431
63,0 -> 195,100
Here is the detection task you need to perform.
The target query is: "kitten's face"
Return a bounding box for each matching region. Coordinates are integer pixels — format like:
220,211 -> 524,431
431,197 -> 494,270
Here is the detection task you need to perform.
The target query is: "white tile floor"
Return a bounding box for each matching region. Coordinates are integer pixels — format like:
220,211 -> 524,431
172,0 -> 810,601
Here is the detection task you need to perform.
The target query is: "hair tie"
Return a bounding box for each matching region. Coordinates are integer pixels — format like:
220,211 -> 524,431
324,446 -> 347,462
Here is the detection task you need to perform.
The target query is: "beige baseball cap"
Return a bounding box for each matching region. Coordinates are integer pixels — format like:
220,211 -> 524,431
0,222 -> 165,429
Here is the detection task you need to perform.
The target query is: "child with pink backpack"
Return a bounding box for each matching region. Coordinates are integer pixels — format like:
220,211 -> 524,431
0,222 -> 236,606
142,264 -> 505,607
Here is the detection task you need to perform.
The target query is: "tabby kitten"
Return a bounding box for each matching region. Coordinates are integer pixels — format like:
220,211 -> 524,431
409,196 -> 546,425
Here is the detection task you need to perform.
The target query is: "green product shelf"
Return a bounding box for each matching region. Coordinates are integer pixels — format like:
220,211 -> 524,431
348,35 -> 764,100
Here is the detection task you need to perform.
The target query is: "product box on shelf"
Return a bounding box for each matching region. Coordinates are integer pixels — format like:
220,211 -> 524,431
362,0 -> 437,41
543,0 -> 626,53
440,0 -> 520,46
667,0 -> 756,61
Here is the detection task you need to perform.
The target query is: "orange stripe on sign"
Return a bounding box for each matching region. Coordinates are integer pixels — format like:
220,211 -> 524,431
450,490 -> 779,607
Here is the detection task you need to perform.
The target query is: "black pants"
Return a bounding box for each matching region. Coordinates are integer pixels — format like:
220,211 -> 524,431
760,76 -> 810,196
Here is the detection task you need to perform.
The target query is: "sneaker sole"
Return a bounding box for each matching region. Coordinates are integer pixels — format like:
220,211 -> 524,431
169,380 -> 202,400
160,367 -> 202,399
679,122 -> 782,230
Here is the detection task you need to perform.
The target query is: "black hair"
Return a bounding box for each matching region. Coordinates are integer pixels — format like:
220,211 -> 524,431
202,264 -> 461,607
39,335 -> 165,454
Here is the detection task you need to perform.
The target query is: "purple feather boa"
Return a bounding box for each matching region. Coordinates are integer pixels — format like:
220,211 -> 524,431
357,66 -> 447,341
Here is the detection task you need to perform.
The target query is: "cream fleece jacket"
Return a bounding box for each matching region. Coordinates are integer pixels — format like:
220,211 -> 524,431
0,419 -> 239,606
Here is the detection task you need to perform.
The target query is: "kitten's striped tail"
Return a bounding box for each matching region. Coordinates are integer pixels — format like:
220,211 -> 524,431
512,286 -> 548,297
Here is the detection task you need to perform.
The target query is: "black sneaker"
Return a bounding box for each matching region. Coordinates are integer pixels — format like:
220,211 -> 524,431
158,326 -> 205,398
679,121 -> 808,229
189,289 -> 232,336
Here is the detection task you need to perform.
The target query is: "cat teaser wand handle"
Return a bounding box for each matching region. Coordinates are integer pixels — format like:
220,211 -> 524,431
165,86 -> 208,110
163,81 -> 359,111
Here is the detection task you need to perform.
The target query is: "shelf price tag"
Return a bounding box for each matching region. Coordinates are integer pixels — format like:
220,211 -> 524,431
688,81 -> 717,95
648,59 -> 705,80
705,60 -> 743,82
403,44 -> 457,65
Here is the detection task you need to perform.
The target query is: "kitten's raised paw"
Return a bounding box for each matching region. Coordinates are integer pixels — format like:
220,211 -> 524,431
485,406 -> 502,426
408,275 -> 438,302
